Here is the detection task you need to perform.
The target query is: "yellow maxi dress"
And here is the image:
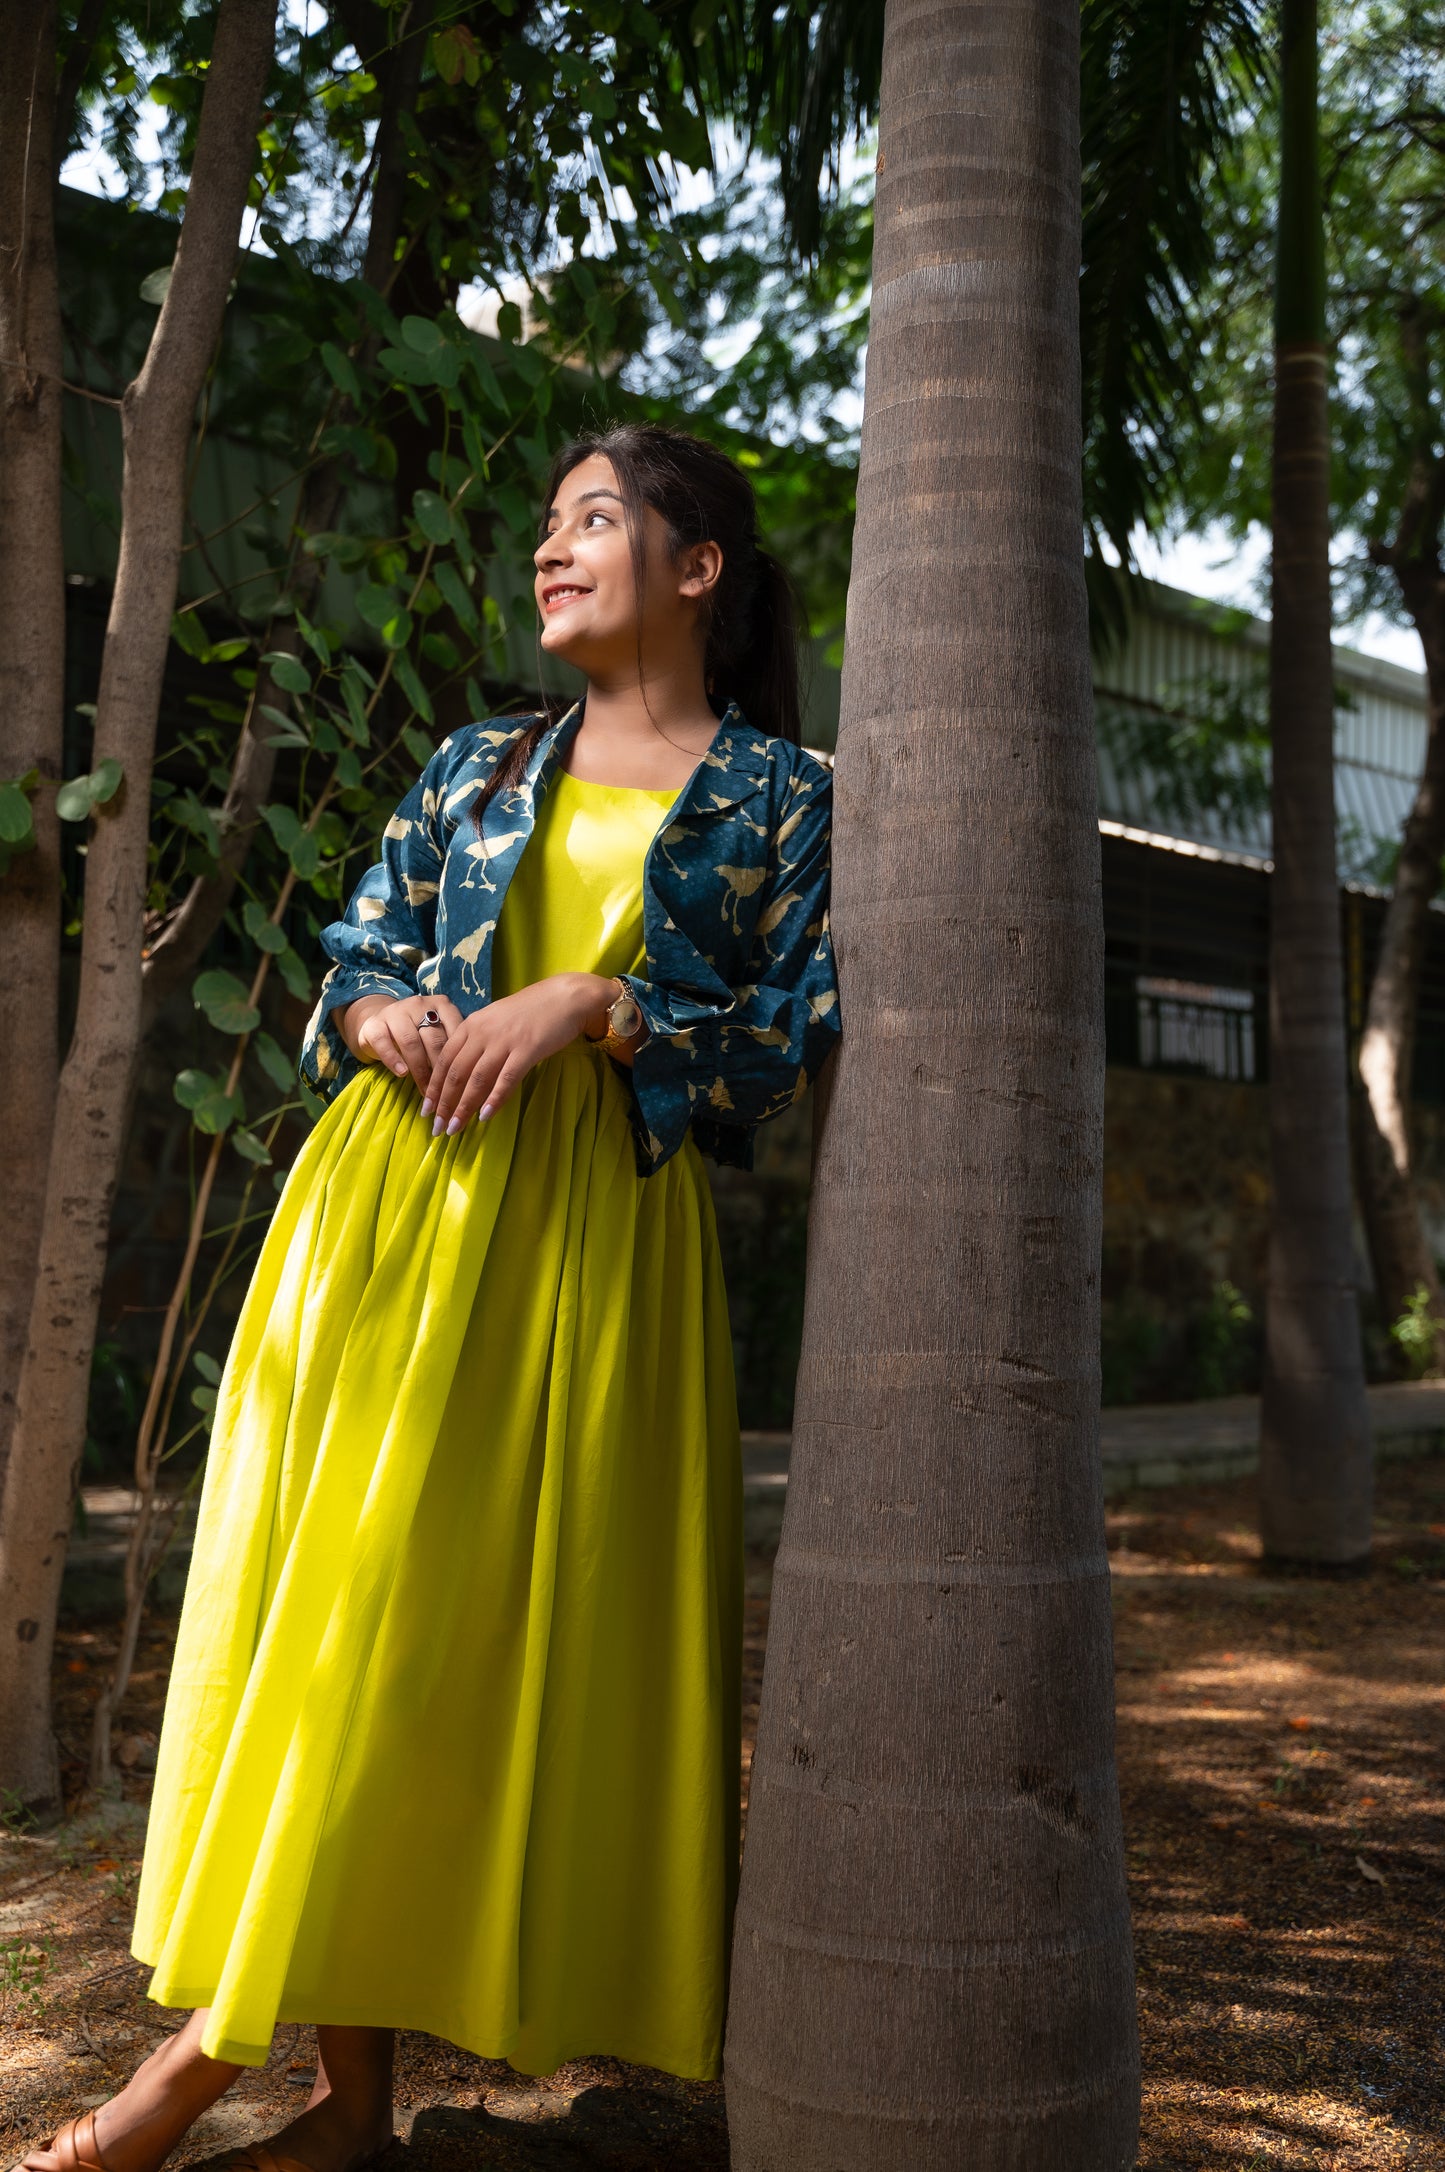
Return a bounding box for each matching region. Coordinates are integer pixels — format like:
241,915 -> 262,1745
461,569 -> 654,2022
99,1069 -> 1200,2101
131,768 -> 744,2082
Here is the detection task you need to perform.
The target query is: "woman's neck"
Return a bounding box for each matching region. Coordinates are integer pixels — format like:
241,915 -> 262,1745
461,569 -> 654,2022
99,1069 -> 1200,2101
559,670 -> 724,789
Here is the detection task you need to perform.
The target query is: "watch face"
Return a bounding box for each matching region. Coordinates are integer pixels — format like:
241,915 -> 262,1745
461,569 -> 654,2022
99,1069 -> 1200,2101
610,993 -> 643,1037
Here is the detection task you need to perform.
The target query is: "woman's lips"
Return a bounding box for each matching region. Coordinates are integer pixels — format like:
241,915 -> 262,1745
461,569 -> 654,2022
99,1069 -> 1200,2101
541,586 -> 591,613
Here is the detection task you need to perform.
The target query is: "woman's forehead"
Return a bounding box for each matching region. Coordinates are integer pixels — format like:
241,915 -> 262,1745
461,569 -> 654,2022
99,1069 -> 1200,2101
547,453 -> 621,516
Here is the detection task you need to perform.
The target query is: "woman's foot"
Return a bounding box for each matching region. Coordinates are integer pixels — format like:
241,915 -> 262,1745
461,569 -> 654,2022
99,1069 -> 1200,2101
19,2011 -> 243,2172
241,2026 -> 395,2172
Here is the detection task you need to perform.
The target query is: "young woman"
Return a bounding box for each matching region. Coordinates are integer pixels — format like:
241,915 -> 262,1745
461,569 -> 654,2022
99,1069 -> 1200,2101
21,422 -> 840,2172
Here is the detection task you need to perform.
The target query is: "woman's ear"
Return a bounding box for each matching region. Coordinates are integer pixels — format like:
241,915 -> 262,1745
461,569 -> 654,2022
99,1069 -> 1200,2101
677,539 -> 724,601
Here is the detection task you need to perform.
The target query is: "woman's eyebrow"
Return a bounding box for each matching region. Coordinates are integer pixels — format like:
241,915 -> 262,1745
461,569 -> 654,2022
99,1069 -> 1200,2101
544,488 -> 623,522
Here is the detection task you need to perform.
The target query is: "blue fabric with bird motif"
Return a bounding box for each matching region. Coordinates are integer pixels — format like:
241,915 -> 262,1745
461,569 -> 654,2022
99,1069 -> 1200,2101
296,698 -> 842,1177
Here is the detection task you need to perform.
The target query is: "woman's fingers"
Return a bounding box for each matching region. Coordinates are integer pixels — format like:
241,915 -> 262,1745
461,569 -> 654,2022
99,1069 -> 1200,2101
421,1020 -> 474,1119
390,1009 -> 440,1093
428,1027 -> 529,1135
357,1013 -> 408,1078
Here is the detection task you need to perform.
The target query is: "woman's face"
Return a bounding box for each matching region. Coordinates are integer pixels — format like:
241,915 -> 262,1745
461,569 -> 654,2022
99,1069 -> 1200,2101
532,452 -> 719,678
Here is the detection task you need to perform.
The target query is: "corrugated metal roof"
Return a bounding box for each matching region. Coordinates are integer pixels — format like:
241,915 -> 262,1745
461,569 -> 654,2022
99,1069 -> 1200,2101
1094,579 -> 1427,880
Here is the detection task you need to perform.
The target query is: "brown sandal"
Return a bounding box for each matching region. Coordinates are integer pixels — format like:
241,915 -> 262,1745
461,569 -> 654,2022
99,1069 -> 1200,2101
18,2111 -> 109,2172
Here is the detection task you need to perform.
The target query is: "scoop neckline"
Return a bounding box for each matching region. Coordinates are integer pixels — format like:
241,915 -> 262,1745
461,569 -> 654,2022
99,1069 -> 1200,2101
553,768 -> 683,800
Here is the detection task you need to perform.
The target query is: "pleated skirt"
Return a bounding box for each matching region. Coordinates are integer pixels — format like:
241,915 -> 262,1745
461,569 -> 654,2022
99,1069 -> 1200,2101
131,1043 -> 743,2080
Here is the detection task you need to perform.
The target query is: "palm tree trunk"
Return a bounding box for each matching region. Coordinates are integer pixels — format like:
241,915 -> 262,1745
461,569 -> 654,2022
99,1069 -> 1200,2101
0,0 -> 276,1814
0,0 -> 64,1494
722,1 -> 1140,2163
1355,453 -> 1445,1367
1259,0 -> 1373,1568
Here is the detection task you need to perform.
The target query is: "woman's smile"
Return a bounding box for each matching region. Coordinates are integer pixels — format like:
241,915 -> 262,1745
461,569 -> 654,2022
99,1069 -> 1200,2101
541,582 -> 592,613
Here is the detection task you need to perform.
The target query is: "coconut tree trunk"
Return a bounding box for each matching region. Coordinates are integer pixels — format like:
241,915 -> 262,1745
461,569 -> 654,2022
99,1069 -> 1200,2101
0,0 -> 65,1493
1258,0 -> 1373,1569
1355,451 -> 1445,1365
0,0 -> 276,1814
722,2 -> 1140,2165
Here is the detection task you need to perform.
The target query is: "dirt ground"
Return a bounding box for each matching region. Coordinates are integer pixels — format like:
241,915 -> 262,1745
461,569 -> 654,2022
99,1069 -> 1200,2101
2,1461 -> 1442,2171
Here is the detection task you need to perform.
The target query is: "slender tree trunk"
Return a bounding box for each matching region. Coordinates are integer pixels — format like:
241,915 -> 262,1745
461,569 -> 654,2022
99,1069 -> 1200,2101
1355,480 -> 1445,1364
1259,0 -> 1373,1568
0,0 -> 65,1495
140,0 -> 434,1018
723,2 -> 1139,2164
0,0 -> 276,1813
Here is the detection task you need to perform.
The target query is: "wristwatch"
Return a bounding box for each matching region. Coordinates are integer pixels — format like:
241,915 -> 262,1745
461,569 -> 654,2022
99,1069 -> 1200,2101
582,975 -> 646,1058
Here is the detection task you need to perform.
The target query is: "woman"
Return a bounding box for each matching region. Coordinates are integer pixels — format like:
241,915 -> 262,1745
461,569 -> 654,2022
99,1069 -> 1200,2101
21,422 -> 840,2172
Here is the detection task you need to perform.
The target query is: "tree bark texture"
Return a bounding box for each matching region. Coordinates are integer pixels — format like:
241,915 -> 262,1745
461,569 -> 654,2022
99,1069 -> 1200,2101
1355,495 -> 1445,1362
0,0 -> 277,1812
0,0 -> 65,1496
722,2 -> 1140,2164
1258,0 -> 1373,1568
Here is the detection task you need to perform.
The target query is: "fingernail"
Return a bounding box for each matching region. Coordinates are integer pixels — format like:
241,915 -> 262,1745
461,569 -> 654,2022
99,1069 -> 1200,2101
394,1064 -> 406,1076
420,1097 -> 434,1116
431,1116 -> 444,1136
478,1103 -> 494,1120
445,1115 -> 461,1134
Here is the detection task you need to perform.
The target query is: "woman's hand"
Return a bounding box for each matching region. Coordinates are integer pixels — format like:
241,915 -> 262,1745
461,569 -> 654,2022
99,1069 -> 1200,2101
423,972 -> 623,1134
339,992 -> 466,1095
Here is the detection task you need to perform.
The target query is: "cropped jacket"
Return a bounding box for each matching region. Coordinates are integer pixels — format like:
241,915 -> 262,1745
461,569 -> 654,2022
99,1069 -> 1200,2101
296,697 -> 842,1178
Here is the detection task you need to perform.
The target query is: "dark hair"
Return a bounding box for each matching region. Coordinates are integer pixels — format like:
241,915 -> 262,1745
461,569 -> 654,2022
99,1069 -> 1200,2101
470,421 -> 807,832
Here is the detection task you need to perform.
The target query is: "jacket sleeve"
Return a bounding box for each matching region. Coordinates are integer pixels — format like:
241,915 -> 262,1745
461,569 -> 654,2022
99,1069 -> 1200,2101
617,757 -> 842,1160
296,742 -> 451,1106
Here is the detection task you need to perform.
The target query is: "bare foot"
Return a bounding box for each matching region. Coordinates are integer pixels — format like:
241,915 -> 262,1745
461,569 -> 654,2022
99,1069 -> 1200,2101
19,2011 -> 243,2172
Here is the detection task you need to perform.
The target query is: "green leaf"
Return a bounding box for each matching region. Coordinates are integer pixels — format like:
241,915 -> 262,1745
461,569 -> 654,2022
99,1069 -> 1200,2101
89,758 -> 123,805
56,760 -> 124,822
401,314 -> 445,356
320,340 -> 362,402
231,1125 -> 273,1166
338,670 -> 371,746
261,803 -> 303,852
336,748 -> 363,790
276,945 -> 312,1002
295,608 -> 332,666
0,783 -> 35,844
242,899 -> 289,954
192,1350 -> 222,1384
193,968 -> 261,1036
380,605 -> 413,650
173,1068 -> 217,1111
433,559 -> 478,633
393,651 -> 435,726
254,1030 -> 295,1090
402,725 -> 434,766
140,263 -> 173,305
258,705 -> 310,749
171,610 -> 211,659
378,342 -> 461,390
261,651 -> 311,696
493,483 -> 533,536
356,583 -> 400,629
412,490 -> 455,547
288,831 -> 322,881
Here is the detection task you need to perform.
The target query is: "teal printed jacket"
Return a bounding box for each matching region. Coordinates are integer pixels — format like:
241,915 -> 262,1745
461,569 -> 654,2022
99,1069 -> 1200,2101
297,697 -> 842,1177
